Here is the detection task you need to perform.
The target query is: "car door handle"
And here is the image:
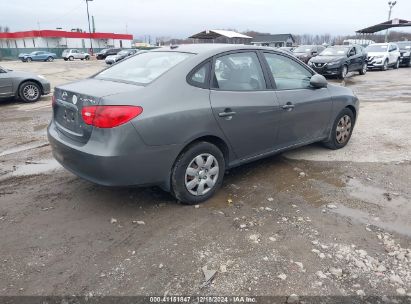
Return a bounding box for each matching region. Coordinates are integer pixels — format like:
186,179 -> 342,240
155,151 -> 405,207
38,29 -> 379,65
281,103 -> 295,111
218,110 -> 236,117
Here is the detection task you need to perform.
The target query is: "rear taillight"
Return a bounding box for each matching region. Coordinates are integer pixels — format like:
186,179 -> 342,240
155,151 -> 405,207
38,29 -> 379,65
51,95 -> 56,106
81,105 -> 143,128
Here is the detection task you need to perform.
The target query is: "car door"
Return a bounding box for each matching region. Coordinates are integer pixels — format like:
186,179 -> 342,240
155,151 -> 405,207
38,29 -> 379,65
262,52 -> 333,149
388,44 -> 397,64
0,68 -> 13,97
71,49 -> 79,59
209,51 -> 282,160
346,47 -> 358,71
355,46 -> 366,67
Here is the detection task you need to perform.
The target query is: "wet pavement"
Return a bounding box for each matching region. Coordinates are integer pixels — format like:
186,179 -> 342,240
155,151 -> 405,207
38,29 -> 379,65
0,60 -> 410,298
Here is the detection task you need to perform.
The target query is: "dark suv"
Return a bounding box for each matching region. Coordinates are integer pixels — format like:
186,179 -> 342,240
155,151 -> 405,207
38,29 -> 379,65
96,48 -> 121,60
396,41 -> 411,67
293,45 -> 325,63
308,45 -> 368,79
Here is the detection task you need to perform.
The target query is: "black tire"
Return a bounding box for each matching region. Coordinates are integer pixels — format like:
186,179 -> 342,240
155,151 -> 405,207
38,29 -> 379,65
46,56 -> 54,62
85,56 -> 90,61
171,141 -> 225,205
322,108 -> 355,150
64,58 -> 68,61
394,59 -> 400,69
359,63 -> 367,75
382,60 -> 388,71
26,57 -> 32,62
18,81 -> 42,103
339,65 -> 348,79
81,58 -> 84,61
69,56 -> 74,61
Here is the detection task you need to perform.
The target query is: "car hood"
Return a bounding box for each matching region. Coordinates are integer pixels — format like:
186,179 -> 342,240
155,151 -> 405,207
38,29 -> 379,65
367,52 -> 386,57
310,56 -> 345,63
56,78 -> 143,98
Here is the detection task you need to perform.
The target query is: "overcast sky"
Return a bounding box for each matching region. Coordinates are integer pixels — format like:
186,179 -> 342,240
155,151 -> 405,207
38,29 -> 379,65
1,0 -> 411,39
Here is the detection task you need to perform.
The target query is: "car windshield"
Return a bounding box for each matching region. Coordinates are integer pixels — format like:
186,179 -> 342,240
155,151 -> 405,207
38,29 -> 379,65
366,45 -> 388,52
320,47 -> 348,56
294,46 -> 312,53
95,51 -> 193,84
396,42 -> 411,50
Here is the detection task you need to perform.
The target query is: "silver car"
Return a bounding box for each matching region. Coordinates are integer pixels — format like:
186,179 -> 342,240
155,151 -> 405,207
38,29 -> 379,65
62,49 -> 90,61
48,44 -> 359,204
0,66 -> 51,102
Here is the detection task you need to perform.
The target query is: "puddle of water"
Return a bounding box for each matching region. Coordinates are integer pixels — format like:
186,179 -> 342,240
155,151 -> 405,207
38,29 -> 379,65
330,204 -> 411,237
346,179 -> 409,209
0,159 -> 61,181
0,142 -> 49,157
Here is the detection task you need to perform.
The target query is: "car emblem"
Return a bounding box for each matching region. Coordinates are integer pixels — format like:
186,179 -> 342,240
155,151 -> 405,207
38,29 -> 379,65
72,95 -> 78,105
61,91 -> 68,100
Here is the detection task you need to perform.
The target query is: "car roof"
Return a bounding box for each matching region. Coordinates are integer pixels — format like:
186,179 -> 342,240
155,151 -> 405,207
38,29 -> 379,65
151,44 -> 278,56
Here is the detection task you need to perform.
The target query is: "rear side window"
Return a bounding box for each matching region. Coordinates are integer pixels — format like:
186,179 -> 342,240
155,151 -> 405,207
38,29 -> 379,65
95,51 -> 193,84
188,61 -> 210,88
212,52 -> 266,91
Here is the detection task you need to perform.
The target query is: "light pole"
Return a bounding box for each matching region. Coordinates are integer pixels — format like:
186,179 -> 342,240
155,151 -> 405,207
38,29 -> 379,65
385,1 -> 397,42
85,0 -> 94,55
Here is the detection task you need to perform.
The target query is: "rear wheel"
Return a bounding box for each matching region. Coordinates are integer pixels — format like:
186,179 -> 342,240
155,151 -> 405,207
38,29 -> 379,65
359,63 -> 367,75
339,65 -> 348,79
171,142 -> 225,204
85,56 -> 90,60
69,56 -> 74,61
64,58 -> 68,61
323,108 -> 355,150
19,81 -> 41,103
394,59 -> 400,69
46,56 -> 54,62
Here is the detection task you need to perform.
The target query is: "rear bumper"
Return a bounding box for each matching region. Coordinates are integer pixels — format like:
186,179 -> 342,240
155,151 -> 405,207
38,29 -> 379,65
47,120 -> 180,190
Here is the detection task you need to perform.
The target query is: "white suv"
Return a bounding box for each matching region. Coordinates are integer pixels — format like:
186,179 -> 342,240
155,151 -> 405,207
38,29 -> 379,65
365,43 -> 400,70
62,49 -> 90,61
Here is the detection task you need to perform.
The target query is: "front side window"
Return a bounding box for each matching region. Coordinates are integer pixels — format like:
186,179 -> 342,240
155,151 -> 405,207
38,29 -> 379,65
212,52 -> 266,91
95,51 -> 193,84
348,48 -> 356,57
264,53 -> 312,90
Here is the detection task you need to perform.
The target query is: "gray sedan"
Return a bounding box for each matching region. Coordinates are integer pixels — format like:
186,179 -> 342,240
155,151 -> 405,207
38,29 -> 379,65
0,66 -> 51,102
48,44 -> 359,204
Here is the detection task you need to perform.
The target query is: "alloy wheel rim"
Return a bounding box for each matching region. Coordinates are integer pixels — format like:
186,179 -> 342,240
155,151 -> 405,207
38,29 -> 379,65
363,64 -> 367,74
185,153 -> 219,196
342,66 -> 347,78
336,115 -> 352,144
23,85 -> 39,101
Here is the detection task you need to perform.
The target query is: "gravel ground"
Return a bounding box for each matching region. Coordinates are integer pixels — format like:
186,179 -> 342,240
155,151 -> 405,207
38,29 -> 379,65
0,60 -> 410,301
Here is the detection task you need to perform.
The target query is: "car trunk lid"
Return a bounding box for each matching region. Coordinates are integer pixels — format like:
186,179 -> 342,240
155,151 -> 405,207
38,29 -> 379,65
53,78 -> 141,143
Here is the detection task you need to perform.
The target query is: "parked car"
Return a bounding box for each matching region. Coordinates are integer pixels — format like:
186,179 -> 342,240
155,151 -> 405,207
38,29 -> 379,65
293,45 -> 325,63
0,66 -> 50,102
105,49 -> 138,65
365,43 -> 401,70
96,48 -> 121,60
395,41 -> 411,67
308,45 -> 368,79
48,44 -> 359,204
62,49 -> 90,61
18,51 -> 57,62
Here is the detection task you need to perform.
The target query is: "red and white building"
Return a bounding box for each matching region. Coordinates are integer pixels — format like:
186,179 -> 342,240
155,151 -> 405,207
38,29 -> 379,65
0,30 -> 133,50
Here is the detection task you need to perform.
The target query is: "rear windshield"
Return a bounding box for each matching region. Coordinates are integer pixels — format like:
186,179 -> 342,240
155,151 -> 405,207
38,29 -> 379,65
366,45 -> 388,52
95,51 -> 193,84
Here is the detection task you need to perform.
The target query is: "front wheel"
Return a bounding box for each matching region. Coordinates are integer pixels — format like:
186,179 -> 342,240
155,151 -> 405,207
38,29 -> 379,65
171,142 -> 225,204
26,57 -> 32,62
394,59 -> 400,69
323,108 -> 355,150
382,60 -> 388,71
339,65 -> 348,79
85,56 -> 90,60
359,63 -> 367,75
19,81 -> 41,103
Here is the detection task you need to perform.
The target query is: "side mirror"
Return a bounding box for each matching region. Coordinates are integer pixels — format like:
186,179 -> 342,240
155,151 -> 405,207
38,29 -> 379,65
310,74 -> 328,88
